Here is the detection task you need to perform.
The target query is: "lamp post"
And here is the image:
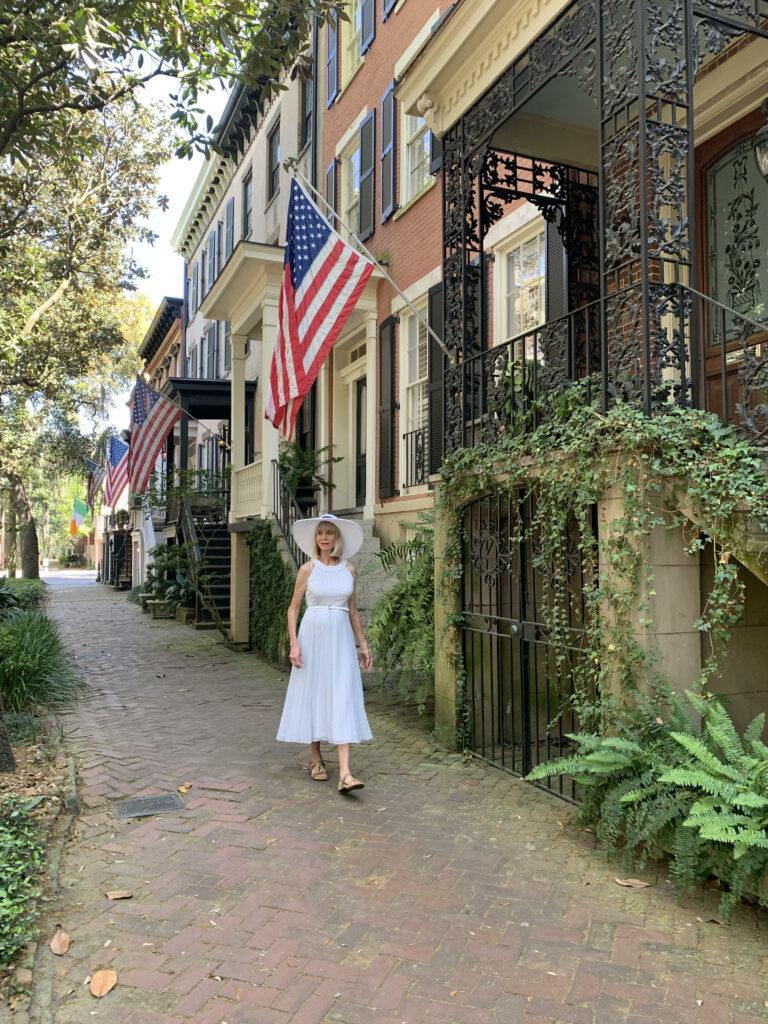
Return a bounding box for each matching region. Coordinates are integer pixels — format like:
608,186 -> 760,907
753,98 -> 768,182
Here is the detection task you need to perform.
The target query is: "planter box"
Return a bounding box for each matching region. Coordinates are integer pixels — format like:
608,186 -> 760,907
147,600 -> 173,619
139,594 -> 153,612
174,605 -> 195,625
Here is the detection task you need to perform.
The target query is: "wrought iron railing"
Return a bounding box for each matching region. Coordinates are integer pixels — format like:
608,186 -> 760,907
402,427 -> 429,488
449,284 -> 768,450
272,459 -> 308,569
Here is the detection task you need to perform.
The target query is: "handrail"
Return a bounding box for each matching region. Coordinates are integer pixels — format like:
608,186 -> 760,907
271,459 -> 309,569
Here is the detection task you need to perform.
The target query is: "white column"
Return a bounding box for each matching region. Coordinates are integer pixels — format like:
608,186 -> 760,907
229,333 -> 249,644
364,310 -> 377,518
260,296 -> 281,518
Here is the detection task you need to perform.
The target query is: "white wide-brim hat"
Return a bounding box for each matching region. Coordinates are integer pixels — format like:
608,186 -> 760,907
291,513 -> 364,559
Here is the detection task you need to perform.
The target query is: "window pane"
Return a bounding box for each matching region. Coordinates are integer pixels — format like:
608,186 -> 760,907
506,231 -> 545,340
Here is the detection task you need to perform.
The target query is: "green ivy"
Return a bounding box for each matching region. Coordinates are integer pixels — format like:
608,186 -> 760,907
0,798 -> 44,967
437,397 -> 768,745
247,520 -> 295,665
367,514 -> 435,711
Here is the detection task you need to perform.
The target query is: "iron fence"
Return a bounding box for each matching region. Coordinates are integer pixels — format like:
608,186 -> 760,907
402,427 -> 429,488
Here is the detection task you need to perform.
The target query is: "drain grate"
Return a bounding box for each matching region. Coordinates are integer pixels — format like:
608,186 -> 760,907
111,793 -> 185,818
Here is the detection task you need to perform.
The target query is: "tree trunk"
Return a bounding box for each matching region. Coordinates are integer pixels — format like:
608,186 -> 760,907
0,690 -> 16,773
5,504 -> 17,575
7,471 -> 39,579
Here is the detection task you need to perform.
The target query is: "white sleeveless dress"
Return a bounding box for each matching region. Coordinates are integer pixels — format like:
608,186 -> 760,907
276,559 -> 373,745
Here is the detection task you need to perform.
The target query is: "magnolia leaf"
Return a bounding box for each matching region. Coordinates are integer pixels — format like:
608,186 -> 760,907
90,969 -> 117,998
105,890 -> 132,900
178,786 -> 188,793
614,877 -> 651,888
50,926 -> 71,955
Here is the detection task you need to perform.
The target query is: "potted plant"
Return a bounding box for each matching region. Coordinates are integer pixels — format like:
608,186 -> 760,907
278,441 -> 342,514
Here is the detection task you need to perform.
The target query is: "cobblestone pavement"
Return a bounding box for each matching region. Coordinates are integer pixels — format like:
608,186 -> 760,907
34,578 -> 767,1024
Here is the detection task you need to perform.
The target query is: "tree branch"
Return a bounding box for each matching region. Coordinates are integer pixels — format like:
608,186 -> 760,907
21,276 -> 71,338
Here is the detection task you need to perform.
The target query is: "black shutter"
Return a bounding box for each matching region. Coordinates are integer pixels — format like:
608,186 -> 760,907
545,217 -> 567,322
325,158 -> 337,231
361,0 -> 375,53
381,82 -> 396,222
326,12 -> 338,107
429,131 -> 443,175
224,322 -> 231,371
427,283 -> 444,476
359,110 -> 375,242
378,317 -> 396,499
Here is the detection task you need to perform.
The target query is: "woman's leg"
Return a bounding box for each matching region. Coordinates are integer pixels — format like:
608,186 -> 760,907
337,744 -> 364,790
337,742 -> 351,779
309,741 -> 328,780
310,740 -> 323,763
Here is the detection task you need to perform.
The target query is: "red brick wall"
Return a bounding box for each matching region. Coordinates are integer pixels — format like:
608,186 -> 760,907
323,1 -> 444,503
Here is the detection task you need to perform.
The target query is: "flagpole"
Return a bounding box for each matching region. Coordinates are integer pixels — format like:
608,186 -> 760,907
283,157 -> 455,365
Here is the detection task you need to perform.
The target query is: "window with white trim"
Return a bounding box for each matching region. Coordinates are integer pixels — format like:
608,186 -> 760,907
403,114 -> 431,203
404,305 -> 428,434
341,141 -> 361,243
502,225 -> 546,344
341,0 -> 362,87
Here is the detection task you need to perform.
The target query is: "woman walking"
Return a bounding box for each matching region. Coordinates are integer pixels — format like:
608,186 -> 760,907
276,514 -> 373,793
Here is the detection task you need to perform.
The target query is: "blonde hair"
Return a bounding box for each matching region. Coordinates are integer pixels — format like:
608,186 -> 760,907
312,522 -> 344,559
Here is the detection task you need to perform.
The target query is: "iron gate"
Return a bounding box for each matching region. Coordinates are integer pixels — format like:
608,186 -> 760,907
461,491 -> 596,800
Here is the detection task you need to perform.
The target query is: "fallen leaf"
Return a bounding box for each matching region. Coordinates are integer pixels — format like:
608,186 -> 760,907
184,781 -> 193,788
50,926 -> 71,955
450,990 -> 458,997
8,996 -> 17,1010
614,877 -> 651,888
105,890 -> 132,901
655,717 -> 664,725
90,969 -> 117,998
103,939 -> 112,948
178,786 -> 188,794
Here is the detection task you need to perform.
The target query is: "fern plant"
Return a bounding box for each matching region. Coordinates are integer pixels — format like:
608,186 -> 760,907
527,686 -> 768,918
367,514 -> 435,711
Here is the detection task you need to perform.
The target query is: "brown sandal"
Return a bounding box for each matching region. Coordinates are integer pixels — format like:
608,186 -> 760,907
338,773 -> 364,793
310,760 -> 329,781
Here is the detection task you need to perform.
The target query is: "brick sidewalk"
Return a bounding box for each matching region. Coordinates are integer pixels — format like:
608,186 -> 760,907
34,580 -> 766,1023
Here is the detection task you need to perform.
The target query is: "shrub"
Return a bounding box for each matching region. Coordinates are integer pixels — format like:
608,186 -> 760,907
0,579 -> 45,612
126,584 -> 145,604
0,798 -> 44,966
367,515 -> 435,711
527,687 -> 768,919
0,611 -> 83,713
248,520 -> 295,664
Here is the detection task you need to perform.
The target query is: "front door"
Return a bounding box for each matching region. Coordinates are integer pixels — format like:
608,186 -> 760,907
355,377 -> 367,507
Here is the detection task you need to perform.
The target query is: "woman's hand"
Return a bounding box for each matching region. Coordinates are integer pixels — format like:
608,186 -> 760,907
359,648 -> 373,672
289,642 -> 303,668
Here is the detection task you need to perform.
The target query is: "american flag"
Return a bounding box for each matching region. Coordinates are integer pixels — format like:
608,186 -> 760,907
265,178 -> 374,437
128,377 -> 181,495
85,456 -> 106,510
104,436 -> 129,509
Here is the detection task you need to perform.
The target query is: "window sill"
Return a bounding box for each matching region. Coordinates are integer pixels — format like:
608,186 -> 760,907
264,191 -> 280,215
392,177 -> 436,221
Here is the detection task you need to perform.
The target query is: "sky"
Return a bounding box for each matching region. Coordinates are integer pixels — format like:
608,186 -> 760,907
131,80 -> 230,307
108,81 -> 230,430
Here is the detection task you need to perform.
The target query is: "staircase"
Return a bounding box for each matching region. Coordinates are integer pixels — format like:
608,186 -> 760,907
192,521 -> 231,629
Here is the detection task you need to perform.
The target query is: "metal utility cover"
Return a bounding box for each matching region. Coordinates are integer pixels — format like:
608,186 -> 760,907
111,793 -> 185,818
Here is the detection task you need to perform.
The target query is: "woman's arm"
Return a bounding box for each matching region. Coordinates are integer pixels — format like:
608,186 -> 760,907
288,562 -> 312,668
347,563 -> 373,672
